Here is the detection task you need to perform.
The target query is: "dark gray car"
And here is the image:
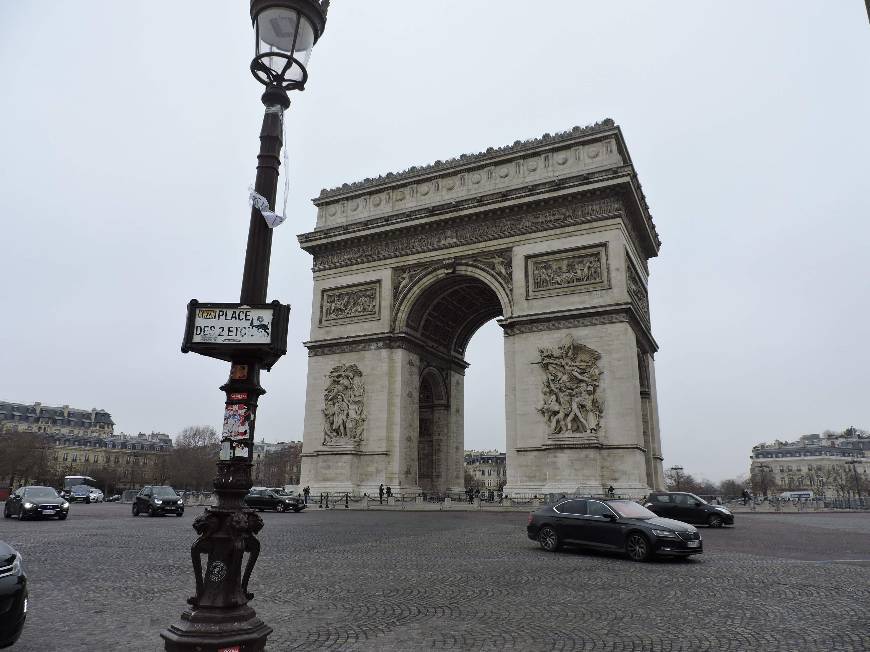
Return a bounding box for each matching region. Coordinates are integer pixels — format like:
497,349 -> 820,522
132,486 -> 184,517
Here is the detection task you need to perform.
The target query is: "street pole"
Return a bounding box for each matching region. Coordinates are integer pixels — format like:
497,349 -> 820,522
164,3 -> 328,650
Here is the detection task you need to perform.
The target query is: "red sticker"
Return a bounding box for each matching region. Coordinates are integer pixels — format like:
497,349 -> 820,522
229,393 -> 248,401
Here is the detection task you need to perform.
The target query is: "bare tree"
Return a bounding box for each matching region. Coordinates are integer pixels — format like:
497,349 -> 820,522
176,425 -> 219,448
0,432 -> 52,488
718,478 -> 746,499
164,426 -> 220,491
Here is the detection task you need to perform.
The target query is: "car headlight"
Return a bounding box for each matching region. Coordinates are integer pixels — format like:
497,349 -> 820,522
12,553 -> 22,575
714,507 -> 731,514
154,499 -> 163,505
652,529 -> 679,539
61,501 -> 70,509
23,502 -> 34,510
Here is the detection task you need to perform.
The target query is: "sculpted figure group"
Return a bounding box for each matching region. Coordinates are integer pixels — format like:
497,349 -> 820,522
322,364 -> 367,446
537,336 -> 604,437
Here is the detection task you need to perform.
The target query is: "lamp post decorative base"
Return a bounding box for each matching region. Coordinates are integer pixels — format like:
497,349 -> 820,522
161,605 -> 272,652
161,461 -> 271,651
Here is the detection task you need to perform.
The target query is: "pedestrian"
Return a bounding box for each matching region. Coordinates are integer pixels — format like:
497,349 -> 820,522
379,483 -> 384,504
607,485 -> 615,498
303,485 -> 310,505
386,486 -> 392,498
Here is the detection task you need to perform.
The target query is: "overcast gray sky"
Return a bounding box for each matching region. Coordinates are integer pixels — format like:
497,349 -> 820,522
1,2 -> 868,482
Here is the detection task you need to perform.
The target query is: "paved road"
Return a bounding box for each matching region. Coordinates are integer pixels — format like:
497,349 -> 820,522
2,504 -> 869,651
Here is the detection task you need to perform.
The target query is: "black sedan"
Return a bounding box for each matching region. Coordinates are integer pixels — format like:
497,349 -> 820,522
3,486 -> 70,520
132,486 -> 184,517
244,489 -> 306,513
0,541 -> 27,648
644,492 -> 735,528
527,498 -> 702,561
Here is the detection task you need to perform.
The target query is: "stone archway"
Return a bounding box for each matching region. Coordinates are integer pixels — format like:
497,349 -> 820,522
298,120 -> 665,497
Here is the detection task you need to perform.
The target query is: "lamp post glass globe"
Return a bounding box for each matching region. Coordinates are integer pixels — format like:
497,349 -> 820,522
251,1 -> 327,90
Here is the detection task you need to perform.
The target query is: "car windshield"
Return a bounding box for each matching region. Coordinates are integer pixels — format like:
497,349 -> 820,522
153,487 -> 178,497
26,487 -> 59,499
689,494 -> 707,504
609,501 -> 657,519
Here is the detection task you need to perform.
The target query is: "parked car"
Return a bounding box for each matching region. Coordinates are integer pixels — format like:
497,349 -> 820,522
644,492 -> 734,528
527,498 -> 702,561
132,486 -> 184,517
106,494 -> 121,502
68,485 -> 94,504
3,486 -> 69,521
244,488 -> 306,513
0,541 -> 27,648
87,488 -> 104,503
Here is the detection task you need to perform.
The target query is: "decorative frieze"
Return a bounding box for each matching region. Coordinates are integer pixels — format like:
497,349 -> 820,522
319,281 -> 380,327
312,196 -> 623,272
536,336 -> 604,439
625,254 -> 650,325
322,364 -> 366,447
525,244 -> 608,299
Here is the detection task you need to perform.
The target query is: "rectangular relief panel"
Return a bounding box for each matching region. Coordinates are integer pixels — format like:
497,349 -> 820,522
319,280 -> 381,327
625,250 -> 650,326
525,243 -> 609,299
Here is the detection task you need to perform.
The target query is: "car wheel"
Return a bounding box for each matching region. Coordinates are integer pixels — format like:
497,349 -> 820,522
276,503 -> 286,513
3,506 -> 9,519
148,506 -> 156,517
538,526 -> 561,552
707,514 -> 724,528
132,504 -> 139,516
85,497 -> 91,504
293,507 -> 304,513
58,513 -> 68,520
176,512 -> 184,517
626,533 -> 651,562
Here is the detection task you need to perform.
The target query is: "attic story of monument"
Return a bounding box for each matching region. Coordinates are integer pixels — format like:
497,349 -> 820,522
296,119 -> 664,497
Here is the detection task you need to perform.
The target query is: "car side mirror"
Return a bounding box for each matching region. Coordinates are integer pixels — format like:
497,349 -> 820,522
604,512 -> 617,521
694,501 -> 702,507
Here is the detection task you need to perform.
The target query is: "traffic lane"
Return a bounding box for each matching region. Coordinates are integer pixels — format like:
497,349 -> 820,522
700,512 -> 870,562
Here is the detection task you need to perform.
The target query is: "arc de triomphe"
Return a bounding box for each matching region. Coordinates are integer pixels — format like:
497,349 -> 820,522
297,119 -> 664,497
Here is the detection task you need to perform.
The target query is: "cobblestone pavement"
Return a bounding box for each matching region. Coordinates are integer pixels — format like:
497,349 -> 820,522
2,505 -> 869,651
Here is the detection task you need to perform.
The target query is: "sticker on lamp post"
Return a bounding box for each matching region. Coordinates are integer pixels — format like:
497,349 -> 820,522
222,404 -> 250,441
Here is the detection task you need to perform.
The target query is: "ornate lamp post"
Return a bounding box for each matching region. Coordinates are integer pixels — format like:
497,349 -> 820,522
845,458 -> 863,503
755,463 -> 773,497
667,465 -> 684,491
163,3 -> 329,651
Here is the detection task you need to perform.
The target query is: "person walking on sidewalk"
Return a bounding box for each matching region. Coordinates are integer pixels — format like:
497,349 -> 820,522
379,483 -> 384,504
303,486 -> 310,505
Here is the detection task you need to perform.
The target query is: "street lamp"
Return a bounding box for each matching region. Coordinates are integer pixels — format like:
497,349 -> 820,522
163,3 -> 329,651
845,458 -> 864,502
755,463 -> 773,497
667,465 -> 684,491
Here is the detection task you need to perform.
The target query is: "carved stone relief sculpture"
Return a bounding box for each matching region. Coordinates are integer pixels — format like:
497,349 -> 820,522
322,364 -> 366,447
625,256 -> 650,325
320,282 -> 380,326
526,245 -> 608,299
535,336 -> 604,439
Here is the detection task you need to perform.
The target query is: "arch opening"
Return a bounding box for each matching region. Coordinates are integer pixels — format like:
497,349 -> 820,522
404,273 -> 505,495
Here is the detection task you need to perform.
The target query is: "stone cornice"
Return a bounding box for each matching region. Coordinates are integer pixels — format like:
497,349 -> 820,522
304,122 -> 661,258
500,303 -> 658,354
303,193 -> 638,273
315,119 -> 618,201
304,332 -> 470,374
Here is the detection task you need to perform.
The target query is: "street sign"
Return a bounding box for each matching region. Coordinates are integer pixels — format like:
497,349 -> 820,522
192,306 -> 274,345
181,300 -> 290,370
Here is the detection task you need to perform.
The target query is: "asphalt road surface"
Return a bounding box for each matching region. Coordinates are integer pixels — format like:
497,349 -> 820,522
2,504 -> 869,651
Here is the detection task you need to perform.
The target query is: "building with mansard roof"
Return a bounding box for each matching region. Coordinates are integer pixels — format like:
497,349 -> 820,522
0,400 -> 114,436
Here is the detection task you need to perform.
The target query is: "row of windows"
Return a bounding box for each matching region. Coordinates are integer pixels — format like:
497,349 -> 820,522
58,452 -> 151,465
756,451 -> 862,459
